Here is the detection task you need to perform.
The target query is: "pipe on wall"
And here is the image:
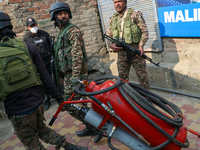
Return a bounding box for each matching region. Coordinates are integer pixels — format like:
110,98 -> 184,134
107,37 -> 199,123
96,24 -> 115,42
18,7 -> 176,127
133,82 -> 200,99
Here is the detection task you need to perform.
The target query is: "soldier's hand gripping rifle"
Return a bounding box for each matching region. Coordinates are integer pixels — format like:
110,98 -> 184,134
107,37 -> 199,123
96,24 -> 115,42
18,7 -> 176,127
50,36 -> 60,91
104,34 -> 160,67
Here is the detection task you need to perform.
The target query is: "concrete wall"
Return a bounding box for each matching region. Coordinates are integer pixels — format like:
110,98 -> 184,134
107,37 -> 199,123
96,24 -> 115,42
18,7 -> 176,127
129,37 -> 200,96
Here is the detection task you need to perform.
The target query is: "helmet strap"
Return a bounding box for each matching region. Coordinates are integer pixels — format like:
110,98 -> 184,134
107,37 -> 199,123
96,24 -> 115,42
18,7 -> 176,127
54,22 -> 58,29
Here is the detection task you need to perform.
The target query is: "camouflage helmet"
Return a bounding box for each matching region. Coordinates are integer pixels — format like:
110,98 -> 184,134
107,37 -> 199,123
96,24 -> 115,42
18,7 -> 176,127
49,2 -> 72,21
0,11 -> 13,30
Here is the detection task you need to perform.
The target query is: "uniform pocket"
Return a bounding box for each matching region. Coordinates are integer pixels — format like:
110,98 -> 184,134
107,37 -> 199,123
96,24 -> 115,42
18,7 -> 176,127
112,30 -> 119,39
131,24 -> 141,43
123,17 -> 133,44
124,27 -> 132,44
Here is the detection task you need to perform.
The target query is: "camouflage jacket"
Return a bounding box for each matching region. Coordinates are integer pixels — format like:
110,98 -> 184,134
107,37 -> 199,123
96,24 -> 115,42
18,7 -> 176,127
107,7 -> 149,48
55,23 -> 87,81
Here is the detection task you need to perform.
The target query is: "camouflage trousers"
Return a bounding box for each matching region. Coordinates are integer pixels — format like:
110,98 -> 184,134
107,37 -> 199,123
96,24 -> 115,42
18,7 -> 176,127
9,103 -> 68,150
117,50 -> 150,90
63,72 -> 88,120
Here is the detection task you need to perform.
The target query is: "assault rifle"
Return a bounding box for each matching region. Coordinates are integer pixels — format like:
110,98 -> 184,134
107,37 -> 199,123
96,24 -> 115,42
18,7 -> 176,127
50,36 -> 60,91
104,34 -> 160,67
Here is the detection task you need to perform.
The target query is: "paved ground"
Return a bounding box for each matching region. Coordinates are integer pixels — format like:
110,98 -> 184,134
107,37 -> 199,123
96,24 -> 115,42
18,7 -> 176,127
0,89 -> 200,150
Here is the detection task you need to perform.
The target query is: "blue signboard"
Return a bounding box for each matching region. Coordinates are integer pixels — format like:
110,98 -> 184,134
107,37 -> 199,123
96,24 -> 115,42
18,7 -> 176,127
157,0 -> 200,37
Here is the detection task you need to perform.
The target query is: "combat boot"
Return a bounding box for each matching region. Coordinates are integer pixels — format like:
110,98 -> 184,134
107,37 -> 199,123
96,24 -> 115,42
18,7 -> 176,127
76,126 -> 96,137
64,143 -> 88,150
76,126 -> 103,143
94,130 -> 104,143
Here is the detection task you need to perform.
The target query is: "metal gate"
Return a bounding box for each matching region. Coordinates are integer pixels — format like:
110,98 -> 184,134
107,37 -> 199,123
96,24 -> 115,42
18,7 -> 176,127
97,0 -> 162,51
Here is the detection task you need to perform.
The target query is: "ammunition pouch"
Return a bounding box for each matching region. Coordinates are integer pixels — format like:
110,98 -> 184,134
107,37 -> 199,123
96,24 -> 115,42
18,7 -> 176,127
111,8 -> 141,44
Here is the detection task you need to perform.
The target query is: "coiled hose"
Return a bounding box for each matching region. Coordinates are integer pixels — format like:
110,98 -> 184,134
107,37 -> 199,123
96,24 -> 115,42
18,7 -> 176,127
74,76 -> 189,150
119,82 -> 189,149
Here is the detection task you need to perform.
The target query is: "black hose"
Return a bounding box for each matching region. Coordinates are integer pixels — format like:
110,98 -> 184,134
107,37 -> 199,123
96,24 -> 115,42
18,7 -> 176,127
119,82 -> 189,148
133,88 -> 176,117
88,95 -> 103,106
74,76 -> 121,96
150,127 -> 178,150
129,81 -> 182,117
107,136 -> 120,150
124,83 -> 183,127
79,82 -> 140,138
129,83 -> 184,125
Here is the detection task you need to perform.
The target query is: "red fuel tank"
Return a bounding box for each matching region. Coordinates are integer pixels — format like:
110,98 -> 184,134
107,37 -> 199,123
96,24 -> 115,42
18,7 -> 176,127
86,80 -> 187,150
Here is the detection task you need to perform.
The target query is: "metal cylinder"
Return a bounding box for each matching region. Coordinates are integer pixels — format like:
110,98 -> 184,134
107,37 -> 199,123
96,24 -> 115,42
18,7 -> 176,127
84,108 -> 151,150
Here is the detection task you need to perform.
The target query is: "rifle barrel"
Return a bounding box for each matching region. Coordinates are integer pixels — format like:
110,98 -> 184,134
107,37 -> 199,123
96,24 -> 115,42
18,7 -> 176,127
104,34 -> 160,67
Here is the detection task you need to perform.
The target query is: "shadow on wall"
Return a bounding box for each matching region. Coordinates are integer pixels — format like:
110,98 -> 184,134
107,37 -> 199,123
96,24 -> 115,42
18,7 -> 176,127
147,66 -> 200,96
153,22 -> 180,64
151,22 -> 181,89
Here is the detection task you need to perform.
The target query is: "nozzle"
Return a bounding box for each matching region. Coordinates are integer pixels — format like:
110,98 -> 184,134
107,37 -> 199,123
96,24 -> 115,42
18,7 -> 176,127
77,79 -> 89,86
138,135 -> 150,145
109,125 -> 117,137
77,79 -> 83,84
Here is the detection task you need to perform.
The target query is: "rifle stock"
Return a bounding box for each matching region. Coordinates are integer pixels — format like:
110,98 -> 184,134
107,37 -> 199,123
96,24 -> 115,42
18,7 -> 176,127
50,36 -> 61,91
104,34 -> 160,67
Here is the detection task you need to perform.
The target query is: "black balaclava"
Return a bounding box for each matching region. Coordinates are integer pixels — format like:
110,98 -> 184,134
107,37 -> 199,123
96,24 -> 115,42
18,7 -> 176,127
0,27 -> 16,41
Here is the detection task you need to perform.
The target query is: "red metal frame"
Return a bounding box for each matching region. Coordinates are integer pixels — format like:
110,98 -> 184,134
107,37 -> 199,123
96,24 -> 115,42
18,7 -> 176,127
53,98 -> 106,119
51,79 -> 200,150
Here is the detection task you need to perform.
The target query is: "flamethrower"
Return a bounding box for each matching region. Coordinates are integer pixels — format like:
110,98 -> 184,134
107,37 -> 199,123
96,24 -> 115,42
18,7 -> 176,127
49,76 -> 200,150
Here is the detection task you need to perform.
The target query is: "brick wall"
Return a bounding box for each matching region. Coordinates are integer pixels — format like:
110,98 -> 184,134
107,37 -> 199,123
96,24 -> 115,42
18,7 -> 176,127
0,0 -> 111,79
1,0 -> 199,95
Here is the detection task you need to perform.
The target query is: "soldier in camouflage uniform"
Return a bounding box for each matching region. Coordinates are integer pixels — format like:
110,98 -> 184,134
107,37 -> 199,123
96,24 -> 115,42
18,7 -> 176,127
107,0 -> 150,90
0,11 -> 87,150
50,2 -> 102,141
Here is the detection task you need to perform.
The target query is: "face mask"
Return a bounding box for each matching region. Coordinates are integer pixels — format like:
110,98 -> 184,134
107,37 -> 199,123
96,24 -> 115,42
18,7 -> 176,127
30,27 -> 38,33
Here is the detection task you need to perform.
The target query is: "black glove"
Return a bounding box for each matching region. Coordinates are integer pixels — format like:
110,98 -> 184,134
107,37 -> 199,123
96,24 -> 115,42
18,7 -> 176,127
57,99 -> 68,111
57,99 -> 63,105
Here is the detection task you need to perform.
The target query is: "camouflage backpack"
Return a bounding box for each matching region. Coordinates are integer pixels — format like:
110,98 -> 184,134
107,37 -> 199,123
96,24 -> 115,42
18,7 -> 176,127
0,37 -> 42,101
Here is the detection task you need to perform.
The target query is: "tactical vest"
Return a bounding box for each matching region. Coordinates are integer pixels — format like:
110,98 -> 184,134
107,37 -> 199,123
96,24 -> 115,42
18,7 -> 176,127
25,30 -> 51,64
0,37 -> 43,101
111,8 -> 141,44
54,23 -> 88,74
